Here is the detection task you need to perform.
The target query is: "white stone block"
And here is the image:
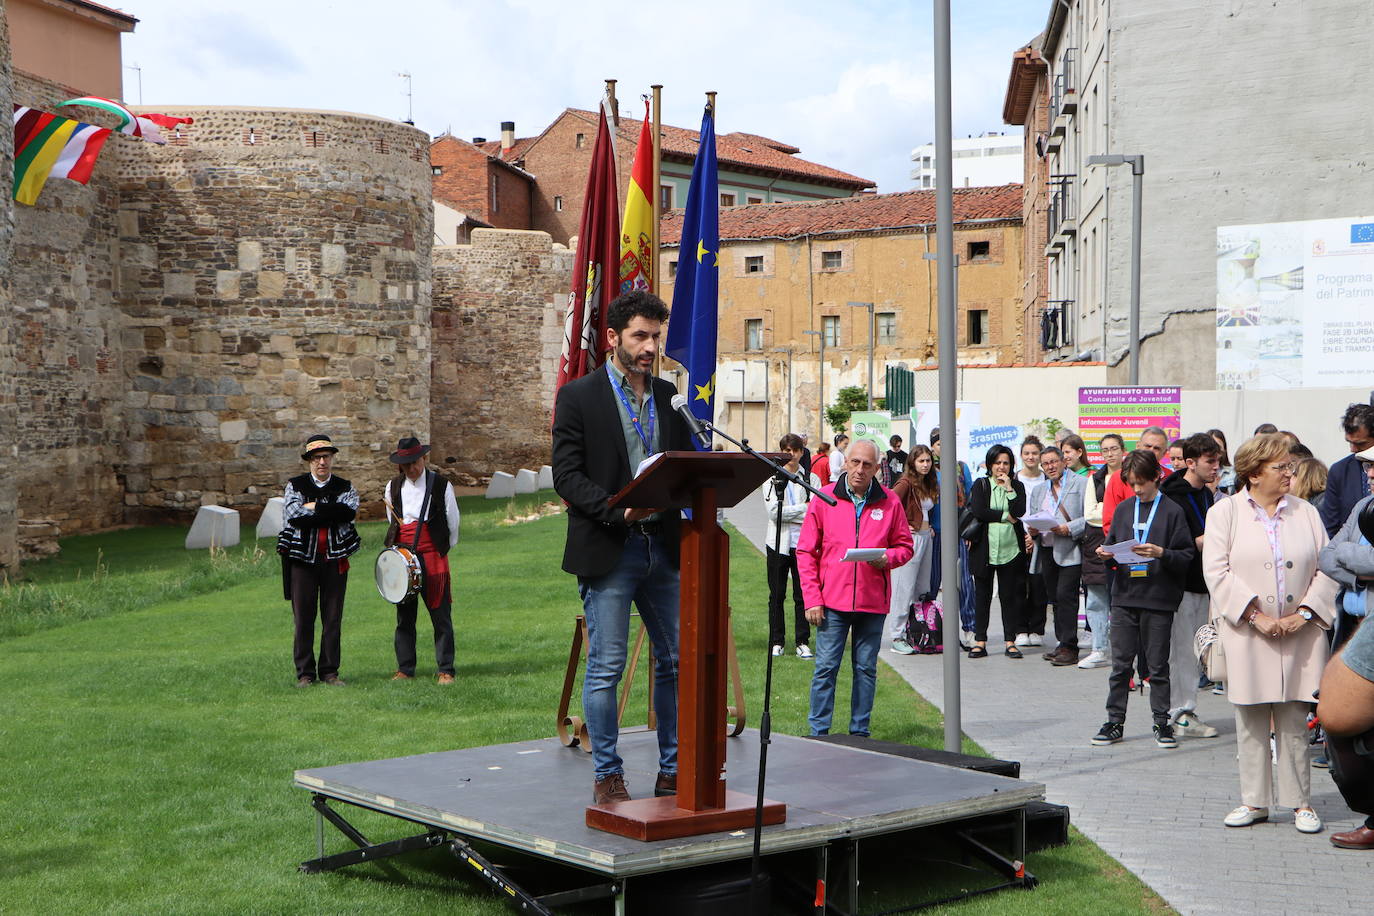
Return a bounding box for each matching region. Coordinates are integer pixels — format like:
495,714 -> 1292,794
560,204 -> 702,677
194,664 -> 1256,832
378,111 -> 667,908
514,469 -> 538,494
538,465 -> 554,489
186,505 -> 241,550
256,497 -> 285,539
485,471 -> 516,499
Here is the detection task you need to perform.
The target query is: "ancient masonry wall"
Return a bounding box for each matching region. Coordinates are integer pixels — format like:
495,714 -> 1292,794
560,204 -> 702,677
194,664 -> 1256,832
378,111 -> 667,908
0,14 -> 19,572
431,229 -> 571,479
115,107 -> 435,520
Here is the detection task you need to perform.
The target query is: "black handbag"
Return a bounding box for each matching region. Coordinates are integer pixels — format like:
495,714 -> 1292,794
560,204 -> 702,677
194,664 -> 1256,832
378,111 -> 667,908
958,505 -> 983,542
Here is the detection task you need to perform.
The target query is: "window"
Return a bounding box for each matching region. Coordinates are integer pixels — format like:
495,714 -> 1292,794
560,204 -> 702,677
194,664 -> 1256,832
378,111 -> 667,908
745,255 -> 764,274
967,240 -> 990,261
660,185 -> 674,210
575,133 -> 586,149
432,166 -> 443,176
876,312 -> 896,344
821,250 -> 842,270
554,196 -> 563,212
490,180 -> 498,213
746,195 -> 763,205
668,260 -> 678,278
822,315 -> 840,348
968,309 -> 989,346
745,319 -> 763,351
720,193 -> 736,207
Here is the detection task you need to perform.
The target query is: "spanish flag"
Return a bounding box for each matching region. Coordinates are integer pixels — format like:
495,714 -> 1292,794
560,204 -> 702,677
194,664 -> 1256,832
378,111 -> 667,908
618,101 -> 654,295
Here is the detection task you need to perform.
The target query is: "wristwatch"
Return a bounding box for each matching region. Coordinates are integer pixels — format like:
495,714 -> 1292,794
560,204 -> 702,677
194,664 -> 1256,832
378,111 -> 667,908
1298,608 -> 1314,621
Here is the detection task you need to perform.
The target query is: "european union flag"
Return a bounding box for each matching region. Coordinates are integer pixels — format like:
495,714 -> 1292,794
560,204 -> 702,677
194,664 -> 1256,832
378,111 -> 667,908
666,105 -> 719,449
1351,223 -> 1374,244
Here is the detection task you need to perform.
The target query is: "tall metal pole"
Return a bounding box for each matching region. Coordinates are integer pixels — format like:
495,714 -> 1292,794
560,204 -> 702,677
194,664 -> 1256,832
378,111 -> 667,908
651,84 -> 662,297
933,0 -> 962,754
1129,157 -> 1144,385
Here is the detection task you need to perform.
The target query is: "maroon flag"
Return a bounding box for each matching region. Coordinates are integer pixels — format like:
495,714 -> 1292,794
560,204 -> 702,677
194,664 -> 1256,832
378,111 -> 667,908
555,103 -> 621,394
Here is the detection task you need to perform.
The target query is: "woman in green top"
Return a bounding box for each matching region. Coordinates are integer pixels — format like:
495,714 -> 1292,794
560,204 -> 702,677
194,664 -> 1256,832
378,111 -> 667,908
966,445 -> 1029,658
1062,434 -> 1093,476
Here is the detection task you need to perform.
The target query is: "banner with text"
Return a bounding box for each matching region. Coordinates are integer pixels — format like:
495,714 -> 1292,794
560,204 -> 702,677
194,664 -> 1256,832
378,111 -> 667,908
910,401 -> 981,462
849,411 -> 892,457
1218,216 -> 1374,390
1078,387 -> 1181,462
968,425 -> 1023,465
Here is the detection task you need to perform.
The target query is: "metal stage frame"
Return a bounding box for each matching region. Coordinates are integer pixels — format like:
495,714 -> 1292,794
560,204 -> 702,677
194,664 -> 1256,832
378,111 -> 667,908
294,730 -> 1044,914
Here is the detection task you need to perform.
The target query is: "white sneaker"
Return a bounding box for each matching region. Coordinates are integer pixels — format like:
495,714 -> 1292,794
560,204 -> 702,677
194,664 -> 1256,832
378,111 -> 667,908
1014,633 -> 1031,647
1294,808 -> 1322,834
795,644 -> 813,659
1027,633 -> 1044,647
1174,715 -> 1219,738
1076,650 -> 1110,669
1224,806 -> 1269,828
958,630 -> 974,649
771,644 -> 783,657
890,638 -> 915,655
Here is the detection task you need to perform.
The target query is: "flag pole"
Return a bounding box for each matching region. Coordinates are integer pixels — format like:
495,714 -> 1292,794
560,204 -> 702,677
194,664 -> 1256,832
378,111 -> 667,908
651,84 -> 662,297
605,79 -> 618,126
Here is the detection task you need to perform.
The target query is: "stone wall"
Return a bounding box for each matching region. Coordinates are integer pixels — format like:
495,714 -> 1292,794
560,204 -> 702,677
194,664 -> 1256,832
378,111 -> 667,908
431,229 -> 572,478
114,107 -> 435,520
0,11 -> 18,572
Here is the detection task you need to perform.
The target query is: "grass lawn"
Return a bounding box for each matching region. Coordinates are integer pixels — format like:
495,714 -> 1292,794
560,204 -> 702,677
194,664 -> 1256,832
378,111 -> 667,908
0,494 -> 1171,914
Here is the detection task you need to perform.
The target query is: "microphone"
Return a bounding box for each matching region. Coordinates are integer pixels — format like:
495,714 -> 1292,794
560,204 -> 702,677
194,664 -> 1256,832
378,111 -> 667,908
670,393 -> 712,449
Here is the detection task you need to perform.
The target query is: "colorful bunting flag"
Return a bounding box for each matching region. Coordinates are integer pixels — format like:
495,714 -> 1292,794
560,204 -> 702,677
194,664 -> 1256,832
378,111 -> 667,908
12,106 -> 111,205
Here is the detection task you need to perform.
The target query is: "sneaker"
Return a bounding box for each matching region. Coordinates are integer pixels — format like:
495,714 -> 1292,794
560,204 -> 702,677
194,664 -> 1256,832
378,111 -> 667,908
795,644 -> 814,659
1092,722 -> 1124,746
890,638 -> 915,655
1224,805 -> 1269,828
1154,723 -> 1178,748
1294,808 -> 1322,834
1312,753 -> 1330,769
1212,681 -> 1225,695
1014,633 -> 1031,647
1027,633 -> 1044,647
771,644 -> 784,657
1174,715 -> 1219,739
1077,650 -> 1110,669
958,630 -> 974,650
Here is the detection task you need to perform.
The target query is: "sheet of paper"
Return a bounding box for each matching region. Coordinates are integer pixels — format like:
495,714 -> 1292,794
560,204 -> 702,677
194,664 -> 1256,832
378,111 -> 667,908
1020,511 -> 1060,531
635,453 -> 662,478
1103,539 -> 1149,563
843,548 -> 886,563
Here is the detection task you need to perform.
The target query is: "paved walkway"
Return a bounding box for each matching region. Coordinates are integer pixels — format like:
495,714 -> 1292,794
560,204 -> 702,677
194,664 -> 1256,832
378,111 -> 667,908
724,488 -> 1374,916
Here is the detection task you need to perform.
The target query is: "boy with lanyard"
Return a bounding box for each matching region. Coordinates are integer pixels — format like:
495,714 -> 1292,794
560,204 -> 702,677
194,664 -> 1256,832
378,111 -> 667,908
1092,448 -> 1195,748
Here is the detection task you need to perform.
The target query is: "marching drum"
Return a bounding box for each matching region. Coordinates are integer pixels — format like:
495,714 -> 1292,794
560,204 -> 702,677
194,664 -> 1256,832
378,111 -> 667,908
375,545 -> 423,603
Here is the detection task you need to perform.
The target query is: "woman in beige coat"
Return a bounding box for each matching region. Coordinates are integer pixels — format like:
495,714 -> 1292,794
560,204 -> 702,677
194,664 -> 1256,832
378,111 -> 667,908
1203,433 -> 1339,834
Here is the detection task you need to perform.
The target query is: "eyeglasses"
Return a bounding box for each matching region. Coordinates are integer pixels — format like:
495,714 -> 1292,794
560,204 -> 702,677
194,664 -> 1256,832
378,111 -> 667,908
1269,463 -> 1296,475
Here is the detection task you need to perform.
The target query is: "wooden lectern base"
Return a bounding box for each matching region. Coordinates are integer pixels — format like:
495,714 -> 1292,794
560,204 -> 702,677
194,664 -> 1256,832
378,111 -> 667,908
586,791 -> 786,842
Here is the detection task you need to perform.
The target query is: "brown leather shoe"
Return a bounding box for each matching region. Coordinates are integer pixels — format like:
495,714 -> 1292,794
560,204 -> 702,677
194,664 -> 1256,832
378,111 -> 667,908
1050,647 -> 1081,666
593,773 -> 631,804
296,676 -> 314,688
654,771 -> 677,797
391,671 -> 414,681
437,673 -> 456,685
1042,649 -> 1059,660
1331,825 -> 1374,849
322,674 -> 346,686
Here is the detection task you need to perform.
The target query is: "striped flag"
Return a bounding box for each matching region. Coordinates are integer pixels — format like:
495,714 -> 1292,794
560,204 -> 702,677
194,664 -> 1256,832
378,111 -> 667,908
618,101 -> 654,295
55,96 -> 193,144
12,106 -> 111,205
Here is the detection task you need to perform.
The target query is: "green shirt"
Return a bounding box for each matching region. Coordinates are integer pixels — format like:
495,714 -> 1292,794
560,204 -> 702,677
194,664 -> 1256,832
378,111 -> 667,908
987,482 -> 1018,566
606,360 -> 660,471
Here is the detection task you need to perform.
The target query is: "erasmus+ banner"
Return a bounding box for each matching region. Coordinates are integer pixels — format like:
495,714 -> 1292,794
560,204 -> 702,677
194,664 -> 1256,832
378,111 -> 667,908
1218,216 -> 1374,390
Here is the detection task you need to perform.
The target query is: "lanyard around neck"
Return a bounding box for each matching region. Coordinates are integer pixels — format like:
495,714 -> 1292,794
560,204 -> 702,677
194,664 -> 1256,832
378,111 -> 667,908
1133,495 -> 1161,544
612,369 -> 656,453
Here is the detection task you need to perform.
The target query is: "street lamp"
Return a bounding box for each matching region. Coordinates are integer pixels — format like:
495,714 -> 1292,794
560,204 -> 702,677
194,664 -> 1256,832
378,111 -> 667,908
1087,153 -> 1144,385
732,368 -> 746,443
848,301 -> 874,410
802,329 -> 825,444
752,358 -> 770,447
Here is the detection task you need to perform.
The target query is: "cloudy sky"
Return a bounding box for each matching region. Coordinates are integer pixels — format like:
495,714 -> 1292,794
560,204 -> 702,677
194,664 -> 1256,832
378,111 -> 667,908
120,0 -> 1047,192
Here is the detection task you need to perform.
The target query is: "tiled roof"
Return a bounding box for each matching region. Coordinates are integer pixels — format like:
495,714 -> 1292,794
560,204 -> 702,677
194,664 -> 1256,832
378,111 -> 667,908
476,137 -> 536,161
660,184 -> 1023,245
67,0 -> 138,25
559,108 -> 874,189
432,134 -> 535,180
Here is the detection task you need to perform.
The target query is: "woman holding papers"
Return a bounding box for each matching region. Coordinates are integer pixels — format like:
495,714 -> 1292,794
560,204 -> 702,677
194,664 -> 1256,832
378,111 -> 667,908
1092,448 -> 1195,749
1204,433 -> 1338,834
966,445 -> 1028,658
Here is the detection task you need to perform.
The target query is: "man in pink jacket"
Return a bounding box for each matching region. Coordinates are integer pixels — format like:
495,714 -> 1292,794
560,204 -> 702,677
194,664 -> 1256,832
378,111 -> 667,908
798,438 -> 914,736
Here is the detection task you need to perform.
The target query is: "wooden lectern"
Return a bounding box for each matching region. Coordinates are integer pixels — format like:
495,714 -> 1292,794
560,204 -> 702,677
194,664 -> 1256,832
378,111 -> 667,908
586,451 -> 788,841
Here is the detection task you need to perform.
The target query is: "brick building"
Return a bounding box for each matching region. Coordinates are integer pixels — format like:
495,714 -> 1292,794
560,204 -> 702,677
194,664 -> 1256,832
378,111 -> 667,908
1003,38 -> 1052,366
429,133 -> 534,240
658,185 -> 1025,446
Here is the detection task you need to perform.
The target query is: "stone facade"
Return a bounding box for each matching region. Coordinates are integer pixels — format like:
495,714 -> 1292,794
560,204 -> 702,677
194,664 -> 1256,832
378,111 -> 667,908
0,12 -> 19,572
431,229 -> 572,479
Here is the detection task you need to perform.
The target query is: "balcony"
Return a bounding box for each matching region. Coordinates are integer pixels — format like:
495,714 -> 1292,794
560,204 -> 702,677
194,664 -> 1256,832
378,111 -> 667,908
1045,175 -> 1076,253
1040,300 -> 1074,351
1049,48 -> 1078,125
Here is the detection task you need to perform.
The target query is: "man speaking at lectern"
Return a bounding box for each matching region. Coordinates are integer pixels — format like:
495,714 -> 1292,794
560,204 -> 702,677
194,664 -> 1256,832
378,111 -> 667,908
552,290 -> 695,806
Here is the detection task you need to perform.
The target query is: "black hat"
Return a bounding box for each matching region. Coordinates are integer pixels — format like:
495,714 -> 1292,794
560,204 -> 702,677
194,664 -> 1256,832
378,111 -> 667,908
389,436 -> 431,464
301,434 -> 339,460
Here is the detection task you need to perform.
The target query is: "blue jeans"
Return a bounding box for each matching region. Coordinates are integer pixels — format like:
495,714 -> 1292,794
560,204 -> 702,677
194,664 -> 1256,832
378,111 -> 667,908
809,609 -> 884,737
578,530 -> 680,780
1085,584 -> 1110,652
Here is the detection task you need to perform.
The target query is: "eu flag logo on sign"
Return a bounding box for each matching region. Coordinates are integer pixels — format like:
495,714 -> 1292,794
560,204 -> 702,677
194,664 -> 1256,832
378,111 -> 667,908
1350,223 -> 1374,244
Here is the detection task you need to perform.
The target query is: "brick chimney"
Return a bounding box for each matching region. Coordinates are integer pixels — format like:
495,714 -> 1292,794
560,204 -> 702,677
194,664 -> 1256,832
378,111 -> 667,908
500,121 -> 515,154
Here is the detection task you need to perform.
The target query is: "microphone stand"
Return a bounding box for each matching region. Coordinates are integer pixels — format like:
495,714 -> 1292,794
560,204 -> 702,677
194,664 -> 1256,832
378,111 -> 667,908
701,420 -> 833,911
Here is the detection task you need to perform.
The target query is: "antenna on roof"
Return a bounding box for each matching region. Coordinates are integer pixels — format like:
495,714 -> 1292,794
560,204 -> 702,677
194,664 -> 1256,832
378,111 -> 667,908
397,71 -> 414,125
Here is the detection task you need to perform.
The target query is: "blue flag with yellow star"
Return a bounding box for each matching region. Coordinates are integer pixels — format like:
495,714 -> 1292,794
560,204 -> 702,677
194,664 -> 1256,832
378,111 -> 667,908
666,104 -> 719,449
